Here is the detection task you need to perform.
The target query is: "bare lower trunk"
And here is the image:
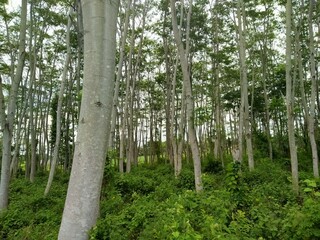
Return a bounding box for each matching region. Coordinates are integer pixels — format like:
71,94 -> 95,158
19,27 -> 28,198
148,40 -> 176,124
58,0 -> 119,239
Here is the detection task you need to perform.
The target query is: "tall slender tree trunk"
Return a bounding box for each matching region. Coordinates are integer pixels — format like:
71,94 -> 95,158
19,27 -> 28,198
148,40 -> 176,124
307,0 -> 319,178
237,0 -> 254,170
261,49 -> 273,160
109,0 -> 132,149
123,4 -> 136,173
285,0 -> 299,194
45,9 -> 72,195
162,7 -> 174,165
28,1 -> 37,182
29,56 -> 37,183
119,97 -> 125,173
212,0 -> 223,164
128,1 -> 148,167
170,2 -> 185,177
0,0 -> 28,211
171,55 -> 185,176
170,0 -> 203,191
58,0 -> 119,239
10,71 -> 29,177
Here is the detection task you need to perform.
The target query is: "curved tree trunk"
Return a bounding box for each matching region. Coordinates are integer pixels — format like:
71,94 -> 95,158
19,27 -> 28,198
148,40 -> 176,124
170,0 -> 203,192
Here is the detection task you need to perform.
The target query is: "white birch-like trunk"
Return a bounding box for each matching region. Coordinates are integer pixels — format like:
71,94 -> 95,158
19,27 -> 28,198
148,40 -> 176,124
58,0 -> 119,239
44,9 -> 72,195
0,0 -> 27,210
109,0 -> 132,149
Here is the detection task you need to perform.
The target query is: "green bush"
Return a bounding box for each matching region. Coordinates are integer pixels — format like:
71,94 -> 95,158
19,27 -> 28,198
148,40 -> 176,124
281,197 -> 320,239
202,153 -> 224,174
114,174 -> 156,198
0,175 -> 66,239
175,168 -> 195,190
3,160 -> 320,239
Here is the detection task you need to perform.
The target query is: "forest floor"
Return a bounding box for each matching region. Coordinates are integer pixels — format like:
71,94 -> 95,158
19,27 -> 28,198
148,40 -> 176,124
1,157 -> 320,239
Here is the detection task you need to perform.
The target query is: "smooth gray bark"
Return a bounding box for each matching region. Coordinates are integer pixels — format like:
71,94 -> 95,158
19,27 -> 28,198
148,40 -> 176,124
171,3 -> 185,177
109,0 -> 132,150
58,0 -> 119,239
170,0 -> 203,191
237,0 -> 254,170
307,0 -> 319,178
0,0 -> 27,211
285,0 -> 299,194
45,9 -> 72,195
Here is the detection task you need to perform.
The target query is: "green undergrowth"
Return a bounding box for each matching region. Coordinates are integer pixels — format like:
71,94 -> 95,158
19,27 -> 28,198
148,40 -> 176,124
0,173 -> 68,240
92,159 -> 320,240
1,159 -> 320,239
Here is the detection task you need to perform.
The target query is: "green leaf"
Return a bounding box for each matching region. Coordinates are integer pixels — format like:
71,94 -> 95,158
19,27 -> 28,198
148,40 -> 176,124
303,179 -> 317,187
314,192 -> 320,197
303,187 -> 313,193
308,181 -> 317,188
172,231 -> 180,238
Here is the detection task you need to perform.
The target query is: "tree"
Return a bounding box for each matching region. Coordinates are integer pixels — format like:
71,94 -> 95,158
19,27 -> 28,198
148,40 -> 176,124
0,0 -> 27,211
45,7 -> 72,196
285,0 -> 299,194
109,0 -> 132,171
170,0 -> 203,192
306,0 -> 318,178
236,0 -> 254,170
58,0 -> 119,239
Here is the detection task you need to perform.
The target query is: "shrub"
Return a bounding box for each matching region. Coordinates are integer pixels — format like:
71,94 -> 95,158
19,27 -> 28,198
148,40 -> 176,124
175,168 -> 195,190
0,175 -> 66,239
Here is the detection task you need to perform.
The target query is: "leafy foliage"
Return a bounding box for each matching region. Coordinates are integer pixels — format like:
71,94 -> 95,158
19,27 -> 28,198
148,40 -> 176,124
0,175 -> 68,239
3,162 -> 320,239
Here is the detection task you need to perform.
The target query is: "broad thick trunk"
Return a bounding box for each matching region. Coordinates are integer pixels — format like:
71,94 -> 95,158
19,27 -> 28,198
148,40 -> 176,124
58,0 -> 119,239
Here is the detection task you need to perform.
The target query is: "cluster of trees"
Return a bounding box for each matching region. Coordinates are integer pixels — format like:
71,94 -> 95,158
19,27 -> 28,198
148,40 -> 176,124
0,0 -> 319,239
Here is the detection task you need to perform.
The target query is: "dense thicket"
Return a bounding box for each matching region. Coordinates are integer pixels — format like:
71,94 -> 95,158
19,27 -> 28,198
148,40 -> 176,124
1,159 -> 320,239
